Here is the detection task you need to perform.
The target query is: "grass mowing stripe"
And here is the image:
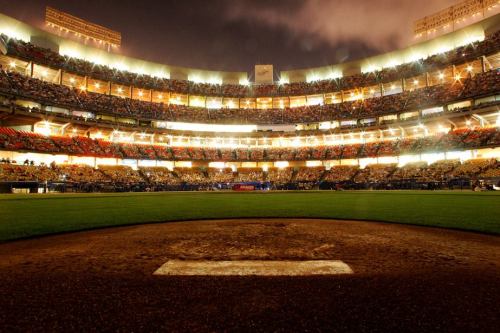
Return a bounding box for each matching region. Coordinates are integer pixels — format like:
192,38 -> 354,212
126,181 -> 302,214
0,191 -> 499,241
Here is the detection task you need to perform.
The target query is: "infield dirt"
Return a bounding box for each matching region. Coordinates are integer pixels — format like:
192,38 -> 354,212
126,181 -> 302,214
0,219 -> 499,332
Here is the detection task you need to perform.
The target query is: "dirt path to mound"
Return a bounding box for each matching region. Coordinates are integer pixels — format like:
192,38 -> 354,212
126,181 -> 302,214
0,219 -> 499,332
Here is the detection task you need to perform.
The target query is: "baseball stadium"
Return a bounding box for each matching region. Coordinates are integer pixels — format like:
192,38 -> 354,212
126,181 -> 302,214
0,0 -> 500,331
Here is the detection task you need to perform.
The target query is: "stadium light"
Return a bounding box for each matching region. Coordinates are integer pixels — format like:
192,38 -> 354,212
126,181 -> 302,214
438,73 -> 445,80
438,124 -> 448,133
365,65 -> 379,73
386,60 -> 399,68
9,61 -> 16,68
306,74 -> 320,83
278,77 -> 289,85
466,65 -> 473,72
69,77 -> 75,83
117,87 -> 123,93
95,83 -> 100,89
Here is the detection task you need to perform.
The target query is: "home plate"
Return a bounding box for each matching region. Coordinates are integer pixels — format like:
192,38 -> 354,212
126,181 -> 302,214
153,260 -> 353,276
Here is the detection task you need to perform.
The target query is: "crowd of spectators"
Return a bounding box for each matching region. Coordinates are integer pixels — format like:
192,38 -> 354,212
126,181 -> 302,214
391,162 -> 429,181
207,168 -> 235,183
139,166 -> 181,185
234,168 -> 264,182
1,126 -> 499,162
56,164 -> 108,183
418,160 -> 462,182
97,165 -> 144,183
4,30 -> 500,97
174,167 -> 207,184
294,166 -> 325,182
266,167 -> 293,184
323,165 -> 359,182
448,158 -> 497,179
0,162 -> 58,182
353,164 -> 398,184
1,158 -> 499,189
0,57 -> 499,126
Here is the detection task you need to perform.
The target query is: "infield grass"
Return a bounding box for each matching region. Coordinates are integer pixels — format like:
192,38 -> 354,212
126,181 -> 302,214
0,190 -> 499,241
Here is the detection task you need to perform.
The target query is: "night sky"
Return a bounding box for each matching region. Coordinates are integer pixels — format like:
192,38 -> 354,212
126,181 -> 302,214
0,0 -> 458,72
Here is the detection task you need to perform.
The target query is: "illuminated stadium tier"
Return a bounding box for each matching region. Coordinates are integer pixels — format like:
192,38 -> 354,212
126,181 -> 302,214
1,126 -> 500,161
0,11 -> 499,128
2,30 -> 500,99
0,64 -> 499,127
0,11 -> 499,98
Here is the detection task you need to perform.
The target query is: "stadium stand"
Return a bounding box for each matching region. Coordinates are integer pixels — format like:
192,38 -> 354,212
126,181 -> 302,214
1,16 -> 500,193
1,68 -> 499,124
3,30 -> 500,97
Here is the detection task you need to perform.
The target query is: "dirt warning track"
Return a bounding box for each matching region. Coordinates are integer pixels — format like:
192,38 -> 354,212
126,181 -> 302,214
0,219 -> 499,332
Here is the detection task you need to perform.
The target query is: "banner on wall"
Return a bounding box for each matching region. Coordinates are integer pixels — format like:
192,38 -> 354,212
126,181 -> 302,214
232,184 -> 256,191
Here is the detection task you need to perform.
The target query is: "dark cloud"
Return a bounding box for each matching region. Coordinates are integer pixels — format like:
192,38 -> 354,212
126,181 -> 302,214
0,0 -> 458,71
223,0 -> 458,51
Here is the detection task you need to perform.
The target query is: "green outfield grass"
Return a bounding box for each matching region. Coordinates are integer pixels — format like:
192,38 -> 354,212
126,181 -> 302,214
0,190 -> 499,241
